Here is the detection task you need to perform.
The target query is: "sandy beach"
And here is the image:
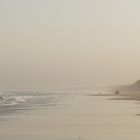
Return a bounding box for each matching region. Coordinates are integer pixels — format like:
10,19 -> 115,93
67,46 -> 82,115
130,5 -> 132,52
0,92 -> 140,140
2,0 -> 140,139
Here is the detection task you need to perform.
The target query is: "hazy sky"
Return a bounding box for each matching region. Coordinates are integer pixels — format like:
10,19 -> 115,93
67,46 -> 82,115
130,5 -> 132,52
1,0 -> 140,90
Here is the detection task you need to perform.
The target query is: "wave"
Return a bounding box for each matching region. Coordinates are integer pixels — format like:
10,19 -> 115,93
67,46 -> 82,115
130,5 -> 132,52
0,95 -> 33,106
0,91 -> 69,117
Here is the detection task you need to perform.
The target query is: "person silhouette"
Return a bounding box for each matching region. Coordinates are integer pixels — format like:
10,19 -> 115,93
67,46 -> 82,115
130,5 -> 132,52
115,90 -> 120,95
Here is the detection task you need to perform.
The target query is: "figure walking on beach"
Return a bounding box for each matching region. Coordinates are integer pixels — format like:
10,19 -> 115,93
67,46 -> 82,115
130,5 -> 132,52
115,90 -> 120,95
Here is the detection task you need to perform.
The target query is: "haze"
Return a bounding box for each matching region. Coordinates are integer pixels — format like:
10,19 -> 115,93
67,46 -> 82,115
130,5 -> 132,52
0,0 -> 140,90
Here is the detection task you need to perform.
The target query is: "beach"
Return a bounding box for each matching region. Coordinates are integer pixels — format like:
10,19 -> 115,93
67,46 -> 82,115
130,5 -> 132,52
0,91 -> 140,140
2,0 -> 140,139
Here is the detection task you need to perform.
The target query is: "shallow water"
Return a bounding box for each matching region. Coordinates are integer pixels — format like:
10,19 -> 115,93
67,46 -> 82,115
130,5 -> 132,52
0,91 -> 140,140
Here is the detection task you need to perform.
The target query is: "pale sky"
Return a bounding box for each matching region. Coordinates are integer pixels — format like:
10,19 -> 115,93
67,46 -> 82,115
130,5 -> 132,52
1,0 -> 140,90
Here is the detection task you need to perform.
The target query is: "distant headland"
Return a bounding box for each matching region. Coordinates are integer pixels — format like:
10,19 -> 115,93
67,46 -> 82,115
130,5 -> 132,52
112,80 -> 140,91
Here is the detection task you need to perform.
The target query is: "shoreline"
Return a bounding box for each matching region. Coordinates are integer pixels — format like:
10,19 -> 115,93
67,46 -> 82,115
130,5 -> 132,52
109,90 -> 140,101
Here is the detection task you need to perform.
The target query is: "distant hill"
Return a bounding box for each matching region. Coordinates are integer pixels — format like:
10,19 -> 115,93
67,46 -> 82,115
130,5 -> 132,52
130,80 -> 140,90
111,80 -> 140,91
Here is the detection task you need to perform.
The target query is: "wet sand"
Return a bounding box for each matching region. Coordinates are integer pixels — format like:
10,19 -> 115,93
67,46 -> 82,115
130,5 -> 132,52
0,94 -> 140,140
110,91 -> 140,101
122,91 -> 140,101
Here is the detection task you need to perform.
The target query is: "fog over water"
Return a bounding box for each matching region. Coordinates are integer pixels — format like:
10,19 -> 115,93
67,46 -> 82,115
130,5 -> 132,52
1,0 -> 140,90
